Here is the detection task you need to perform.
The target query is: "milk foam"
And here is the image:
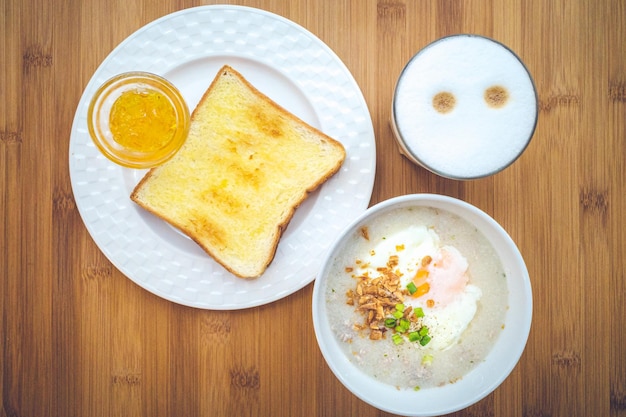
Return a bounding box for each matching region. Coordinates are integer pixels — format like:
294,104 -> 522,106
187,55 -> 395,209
393,35 -> 537,179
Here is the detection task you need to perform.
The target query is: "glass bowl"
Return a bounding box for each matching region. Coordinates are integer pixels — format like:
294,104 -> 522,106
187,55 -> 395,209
87,72 -> 189,169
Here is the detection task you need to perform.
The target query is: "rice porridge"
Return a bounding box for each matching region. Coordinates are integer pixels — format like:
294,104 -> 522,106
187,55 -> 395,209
324,206 -> 508,390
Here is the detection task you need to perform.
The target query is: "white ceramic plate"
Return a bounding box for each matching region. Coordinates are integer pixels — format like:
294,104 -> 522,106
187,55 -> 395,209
69,5 -> 376,309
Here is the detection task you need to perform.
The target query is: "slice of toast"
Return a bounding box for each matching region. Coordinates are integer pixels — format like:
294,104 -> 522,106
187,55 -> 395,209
131,65 -> 346,279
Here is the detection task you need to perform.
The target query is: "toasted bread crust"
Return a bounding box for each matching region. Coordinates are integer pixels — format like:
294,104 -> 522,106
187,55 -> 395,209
131,65 -> 346,278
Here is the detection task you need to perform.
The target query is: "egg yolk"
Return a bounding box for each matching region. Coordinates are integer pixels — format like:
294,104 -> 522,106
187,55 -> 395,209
109,89 -> 177,153
417,247 -> 469,307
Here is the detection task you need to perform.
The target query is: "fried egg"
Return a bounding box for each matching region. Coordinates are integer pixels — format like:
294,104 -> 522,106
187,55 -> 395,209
360,225 -> 482,351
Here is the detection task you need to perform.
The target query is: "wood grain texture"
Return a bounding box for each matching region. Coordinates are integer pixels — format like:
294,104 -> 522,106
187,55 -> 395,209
2,0 -> 625,416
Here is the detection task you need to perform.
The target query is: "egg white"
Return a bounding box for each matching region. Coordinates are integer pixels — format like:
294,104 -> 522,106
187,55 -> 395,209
360,225 -> 482,351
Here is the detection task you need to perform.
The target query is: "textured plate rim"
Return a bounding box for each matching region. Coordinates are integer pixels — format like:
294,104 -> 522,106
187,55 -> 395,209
68,5 -> 376,310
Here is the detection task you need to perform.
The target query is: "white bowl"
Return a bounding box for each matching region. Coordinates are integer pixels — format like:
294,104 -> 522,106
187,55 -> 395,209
312,194 -> 532,416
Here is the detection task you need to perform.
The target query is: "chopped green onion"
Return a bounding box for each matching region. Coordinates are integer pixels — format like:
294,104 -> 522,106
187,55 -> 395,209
419,335 -> 431,346
395,303 -> 405,312
393,310 -> 404,319
384,318 -> 397,328
392,333 -> 404,345
407,282 -> 417,295
422,354 -> 433,365
408,331 -> 421,342
414,307 -> 424,318
395,318 -> 410,334
419,326 -> 429,337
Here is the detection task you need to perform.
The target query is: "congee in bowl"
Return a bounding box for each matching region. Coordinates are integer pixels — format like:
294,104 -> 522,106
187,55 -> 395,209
312,194 -> 532,416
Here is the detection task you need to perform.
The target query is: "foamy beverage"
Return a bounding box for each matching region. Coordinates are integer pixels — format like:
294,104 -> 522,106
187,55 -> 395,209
391,35 -> 538,179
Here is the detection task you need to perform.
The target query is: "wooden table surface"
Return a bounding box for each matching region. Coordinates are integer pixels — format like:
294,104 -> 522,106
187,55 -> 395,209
2,0 -> 625,416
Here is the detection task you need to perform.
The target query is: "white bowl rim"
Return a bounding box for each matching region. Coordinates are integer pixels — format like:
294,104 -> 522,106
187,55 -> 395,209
312,193 -> 533,416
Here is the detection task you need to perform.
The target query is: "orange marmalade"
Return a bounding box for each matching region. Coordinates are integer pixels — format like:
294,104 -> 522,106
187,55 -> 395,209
109,88 -> 177,153
88,72 -> 189,169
